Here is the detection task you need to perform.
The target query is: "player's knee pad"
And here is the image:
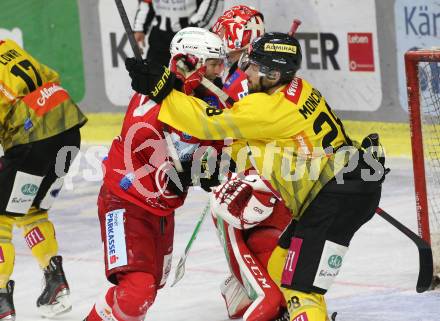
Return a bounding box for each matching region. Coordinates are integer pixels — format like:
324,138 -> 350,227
113,272 -> 157,321
15,209 -> 58,268
0,216 -> 15,288
281,288 -> 328,321
246,227 -> 281,268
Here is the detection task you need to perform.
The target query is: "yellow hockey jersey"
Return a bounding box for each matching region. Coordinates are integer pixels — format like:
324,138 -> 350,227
0,39 -> 87,150
159,77 -> 354,219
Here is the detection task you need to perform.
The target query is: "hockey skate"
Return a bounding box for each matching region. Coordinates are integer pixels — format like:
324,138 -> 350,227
37,256 -> 72,318
0,280 -> 15,321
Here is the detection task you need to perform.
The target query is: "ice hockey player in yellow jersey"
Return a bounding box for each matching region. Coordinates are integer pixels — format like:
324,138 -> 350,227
0,39 -> 87,320
125,32 -> 386,320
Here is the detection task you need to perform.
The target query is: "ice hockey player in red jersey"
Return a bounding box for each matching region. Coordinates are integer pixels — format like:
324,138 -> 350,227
83,28 -> 227,321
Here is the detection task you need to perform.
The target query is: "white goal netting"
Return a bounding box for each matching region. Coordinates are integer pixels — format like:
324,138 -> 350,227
417,61 -> 440,280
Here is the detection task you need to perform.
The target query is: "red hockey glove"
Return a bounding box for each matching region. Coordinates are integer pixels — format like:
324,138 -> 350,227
169,54 -> 206,95
210,174 -> 276,229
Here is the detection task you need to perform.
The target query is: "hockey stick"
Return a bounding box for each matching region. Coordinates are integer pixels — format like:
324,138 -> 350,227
375,207 -> 433,293
288,19 -> 302,37
114,0 -> 143,61
171,201 -> 211,286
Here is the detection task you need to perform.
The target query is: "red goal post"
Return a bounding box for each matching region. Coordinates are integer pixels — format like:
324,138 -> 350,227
405,49 -> 440,283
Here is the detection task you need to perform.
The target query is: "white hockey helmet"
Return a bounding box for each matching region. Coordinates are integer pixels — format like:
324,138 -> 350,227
169,27 -> 226,64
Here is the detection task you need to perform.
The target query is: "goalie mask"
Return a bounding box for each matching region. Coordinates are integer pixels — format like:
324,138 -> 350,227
211,5 -> 265,53
169,27 -> 226,66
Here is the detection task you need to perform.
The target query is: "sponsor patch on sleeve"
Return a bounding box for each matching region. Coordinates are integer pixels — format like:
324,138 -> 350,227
22,82 -> 70,116
105,209 -> 128,270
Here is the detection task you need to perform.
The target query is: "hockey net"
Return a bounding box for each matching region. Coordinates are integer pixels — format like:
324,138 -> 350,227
405,49 -> 440,285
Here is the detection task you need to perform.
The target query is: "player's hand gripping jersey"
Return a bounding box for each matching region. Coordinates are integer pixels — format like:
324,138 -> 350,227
0,39 -> 86,150
158,77 -> 353,219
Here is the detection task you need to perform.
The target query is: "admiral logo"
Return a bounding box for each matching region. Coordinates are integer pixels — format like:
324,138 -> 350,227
37,84 -> 65,106
264,43 -> 297,54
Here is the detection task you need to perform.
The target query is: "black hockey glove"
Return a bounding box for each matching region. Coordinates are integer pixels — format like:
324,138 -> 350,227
125,57 -> 175,103
361,133 -> 390,182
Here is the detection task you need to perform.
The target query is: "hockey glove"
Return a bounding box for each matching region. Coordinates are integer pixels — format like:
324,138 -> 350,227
361,133 -> 390,182
210,174 -> 277,229
125,57 -> 175,103
169,54 -> 206,95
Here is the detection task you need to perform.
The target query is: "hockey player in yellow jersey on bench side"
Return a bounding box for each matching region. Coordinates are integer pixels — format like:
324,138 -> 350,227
0,39 -> 87,320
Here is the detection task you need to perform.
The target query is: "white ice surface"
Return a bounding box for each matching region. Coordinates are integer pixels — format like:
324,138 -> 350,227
8,154 -> 440,321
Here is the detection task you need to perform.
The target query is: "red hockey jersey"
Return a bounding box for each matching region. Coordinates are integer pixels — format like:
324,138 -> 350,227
103,93 -> 207,216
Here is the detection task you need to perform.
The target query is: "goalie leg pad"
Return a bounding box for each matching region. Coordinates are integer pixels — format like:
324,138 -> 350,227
229,225 -> 283,321
220,274 -> 253,319
215,215 -> 245,285
246,227 -> 281,268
